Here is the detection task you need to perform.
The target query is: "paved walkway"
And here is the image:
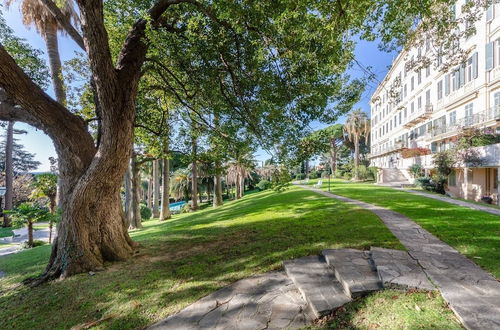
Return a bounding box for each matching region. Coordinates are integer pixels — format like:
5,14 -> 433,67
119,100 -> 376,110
149,272 -> 313,329
0,224 -> 55,257
299,185 -> 500,330
399,188 -> 500,216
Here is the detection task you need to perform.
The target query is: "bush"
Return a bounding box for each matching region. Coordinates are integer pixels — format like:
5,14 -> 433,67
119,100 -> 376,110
415,176 -> 446,194
140,204 -> 152,220
409,164 -> 424,178
22,240 -> 45,249
309,171 -> 320,179
257,179 -> 271,191
321,171 -> 330,178
182,203 -> 191,213
295,173 -> 305,180
367,167 -> 378,181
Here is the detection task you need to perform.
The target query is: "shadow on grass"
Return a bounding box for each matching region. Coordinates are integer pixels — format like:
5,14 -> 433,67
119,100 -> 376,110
0,187 -> 403,329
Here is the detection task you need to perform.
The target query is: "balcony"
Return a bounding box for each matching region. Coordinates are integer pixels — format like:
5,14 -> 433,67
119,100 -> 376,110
404,104 -> 434,129
427,106 -> 500,140
369,141 -> 407,159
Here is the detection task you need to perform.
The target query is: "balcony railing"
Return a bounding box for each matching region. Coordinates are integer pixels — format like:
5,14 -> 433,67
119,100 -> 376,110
404,104 -> 434,129
427,106 -> 500,139
369,142 -> 408,158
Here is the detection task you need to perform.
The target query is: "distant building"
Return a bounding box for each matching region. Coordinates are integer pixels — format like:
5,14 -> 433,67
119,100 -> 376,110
370,1 -> 500,205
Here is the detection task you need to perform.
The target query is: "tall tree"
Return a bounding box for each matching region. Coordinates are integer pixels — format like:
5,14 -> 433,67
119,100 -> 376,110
151,159 -> 160,217
5,0 -> 78,105
0,0 -> 470,282
344,110 -> 370,181
3,120 -> 13,227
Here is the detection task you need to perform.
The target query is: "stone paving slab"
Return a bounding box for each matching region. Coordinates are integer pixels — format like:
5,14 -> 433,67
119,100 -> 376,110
399,188 -> 500,216
299,185 -> 500,330
370,247 -> 434,291
148,271 -> 313,330
283,255 -> 351,318
322,249 -> 381,298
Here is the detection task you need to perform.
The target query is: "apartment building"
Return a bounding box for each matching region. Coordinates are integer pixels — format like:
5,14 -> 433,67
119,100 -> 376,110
369,1 -> 500,205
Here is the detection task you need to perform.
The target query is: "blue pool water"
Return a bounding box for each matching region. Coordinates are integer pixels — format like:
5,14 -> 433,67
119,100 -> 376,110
169,201 -> 186,211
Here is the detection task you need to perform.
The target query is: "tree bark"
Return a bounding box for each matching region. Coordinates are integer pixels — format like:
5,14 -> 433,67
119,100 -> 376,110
3,120 -> 14,227
27,220 -> 33,248
152,159 -> 160,218
354,135 -> 360,181
191,136 -> 199,210
130,155 -> 142,229
147,177 -> 153,209
48,197 -> 56,244
124,159 -> 133,227
213,165 -> 223,207
44,25 -> 67,106
329,138 -> 338,176
160,156 -> 171,220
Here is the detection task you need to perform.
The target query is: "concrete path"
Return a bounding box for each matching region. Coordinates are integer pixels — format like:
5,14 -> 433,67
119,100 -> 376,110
299,185 -> 500,330
0,224 -> 55,257
149,272 -> 313,330
399,188 -> 500,216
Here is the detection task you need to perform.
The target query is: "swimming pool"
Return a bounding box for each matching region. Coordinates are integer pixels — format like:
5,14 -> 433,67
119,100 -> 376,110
169,201 -> 186,211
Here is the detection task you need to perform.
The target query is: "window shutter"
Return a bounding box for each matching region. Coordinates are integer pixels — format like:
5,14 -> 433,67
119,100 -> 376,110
445,74 -> 450,95
486,42 -> 494,71
472,52 -> 478,79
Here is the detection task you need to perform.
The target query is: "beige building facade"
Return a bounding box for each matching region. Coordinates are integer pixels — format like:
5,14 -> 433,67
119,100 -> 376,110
369,1 -> 500,205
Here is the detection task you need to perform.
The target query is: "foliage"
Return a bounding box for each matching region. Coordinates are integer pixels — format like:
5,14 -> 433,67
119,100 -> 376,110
170,169 -> 191,201
5,203 -> 51,227
409,164 -> 424,178
22,239 -> 45,249
140,204 -> 152,221
295,173 -> 306,180
401,148 -> 431,159
433,150 -> 455,177
0,6 -> 48,87
256,180 -> 271,191
415,177 -> 445,194
271,166 -> 292,192
30,173 -> 57,209
309,170 -> 320,179
0,174 -> 34,207
0,132 -> 41,173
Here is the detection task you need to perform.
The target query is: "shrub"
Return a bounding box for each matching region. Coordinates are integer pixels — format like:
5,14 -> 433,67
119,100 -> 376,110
409,164 -> 424,178
321,171 -> 330,178
415,176 -> 446,194
367,167 -> 378,181
182,204 -> 191,213
295,173 -> 305,180
140,204 -> 152,220
257,179 -> 271,191
22,240 -> 45,249
309,171 -> 321,179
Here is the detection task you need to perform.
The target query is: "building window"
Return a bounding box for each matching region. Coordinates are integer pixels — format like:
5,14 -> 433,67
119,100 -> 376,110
465,103 -> 474,126
448,170 -> 457,186
467,169 -> 473,184
445,74 -> 450,95
449,111 -> 456,126
417,70 -> 422,84
411,76 -> 414,91
404,84 -> 407,98
417,96 -> 422,110
426,66 -> 430,77
487,4 -> 494,22
486,42 -> 494,71
425,89 -> 431,106
437,80 -> 443,100
494,91 -> 500,109
399,112 -> 402,125
404,108 -> 407,119
411,102 -> 414,113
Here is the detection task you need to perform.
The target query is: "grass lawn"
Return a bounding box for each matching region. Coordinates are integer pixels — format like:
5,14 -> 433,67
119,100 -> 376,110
0,186 -> 460,329
0,226 -> 14,239
305,179 -> 500,278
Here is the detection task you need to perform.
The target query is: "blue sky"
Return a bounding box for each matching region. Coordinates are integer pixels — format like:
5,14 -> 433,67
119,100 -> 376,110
2,4 -> 397,170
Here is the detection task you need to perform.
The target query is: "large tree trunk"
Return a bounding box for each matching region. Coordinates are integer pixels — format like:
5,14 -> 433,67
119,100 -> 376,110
160,157 -> 171,220
239,171 -> 245,199
44,26 -> 66,106
48,197 -> 56,244
329,139 -> 338,176
152,159 -> 160,218
235,172 -> 241,199
3,120 -> 13,227
130,155 -> 142,229
147,177 -> 153,209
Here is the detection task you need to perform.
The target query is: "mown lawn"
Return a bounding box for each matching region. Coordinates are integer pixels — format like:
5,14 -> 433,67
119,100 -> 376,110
306,179 -> 500,278
0,186 -> 460,329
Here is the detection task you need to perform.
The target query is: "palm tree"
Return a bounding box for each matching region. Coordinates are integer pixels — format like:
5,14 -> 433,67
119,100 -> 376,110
30,173 -> 57,242
5,0 -> 78,105
226,153 -> 254,200
344,109 -> 370,181
170,169 -> 191,202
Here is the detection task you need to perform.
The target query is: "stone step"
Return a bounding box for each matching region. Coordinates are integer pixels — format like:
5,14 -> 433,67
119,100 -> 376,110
322,249 -> 382,298
283,256 -> 351,318
370,247 -> 435,290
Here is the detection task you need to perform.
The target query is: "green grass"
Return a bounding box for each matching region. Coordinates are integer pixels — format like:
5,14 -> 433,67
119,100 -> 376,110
314,289 -> 462,329
0,186 -> 412,329
409,187 -> 500,210
307,179 -> 500,278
